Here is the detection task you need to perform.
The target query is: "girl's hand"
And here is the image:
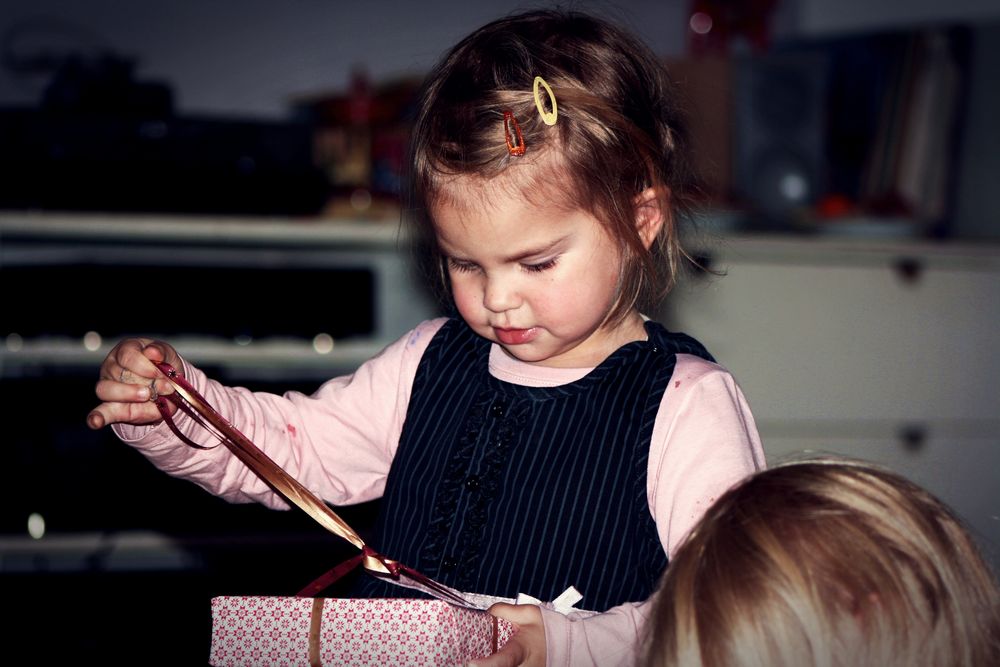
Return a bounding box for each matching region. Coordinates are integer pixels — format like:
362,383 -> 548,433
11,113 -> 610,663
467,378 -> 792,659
470,602 -> 545,667
87,338 -> 180,429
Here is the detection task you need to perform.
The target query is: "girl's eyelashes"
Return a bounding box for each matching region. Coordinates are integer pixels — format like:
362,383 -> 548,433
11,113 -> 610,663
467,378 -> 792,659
446,258 -> 480,273
522,257 -> 558,273
446,256 -> 559,273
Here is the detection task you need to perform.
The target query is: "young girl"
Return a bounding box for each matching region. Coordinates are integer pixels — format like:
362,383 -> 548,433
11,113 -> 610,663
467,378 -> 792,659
640,459 -> 1000,667
88,9 -> 764,666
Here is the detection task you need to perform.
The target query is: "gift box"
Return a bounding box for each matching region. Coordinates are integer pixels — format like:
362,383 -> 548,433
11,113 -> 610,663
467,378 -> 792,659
209,596 -> 515,666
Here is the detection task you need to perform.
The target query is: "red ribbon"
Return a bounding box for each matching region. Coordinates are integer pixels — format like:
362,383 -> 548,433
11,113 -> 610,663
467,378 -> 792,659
153,361 -> 469,605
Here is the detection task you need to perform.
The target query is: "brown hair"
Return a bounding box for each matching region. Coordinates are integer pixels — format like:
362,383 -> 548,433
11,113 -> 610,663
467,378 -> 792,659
641,459 -> 1000,667
406,9 -> 701,322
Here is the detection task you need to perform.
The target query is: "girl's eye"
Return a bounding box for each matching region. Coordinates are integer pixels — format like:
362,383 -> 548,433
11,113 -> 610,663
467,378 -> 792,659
447,258 -> 479,273
523,258 -> 558,273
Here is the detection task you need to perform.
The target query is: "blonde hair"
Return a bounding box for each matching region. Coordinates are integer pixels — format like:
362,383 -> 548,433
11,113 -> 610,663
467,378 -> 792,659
641,459 -> 1000,667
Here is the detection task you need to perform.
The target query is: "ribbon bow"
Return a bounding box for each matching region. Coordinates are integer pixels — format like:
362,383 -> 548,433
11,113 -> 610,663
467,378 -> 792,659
516,587 -> 585,616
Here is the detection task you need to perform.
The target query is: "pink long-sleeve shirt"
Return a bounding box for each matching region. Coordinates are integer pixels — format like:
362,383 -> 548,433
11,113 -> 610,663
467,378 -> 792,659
115,317 -> 765,666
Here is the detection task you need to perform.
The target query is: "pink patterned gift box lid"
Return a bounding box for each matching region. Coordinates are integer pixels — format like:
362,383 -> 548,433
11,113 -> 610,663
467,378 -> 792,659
209,596 -> 515,667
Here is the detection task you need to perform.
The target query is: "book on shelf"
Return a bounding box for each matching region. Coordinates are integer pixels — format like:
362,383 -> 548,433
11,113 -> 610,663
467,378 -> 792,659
861,27 -> 970,230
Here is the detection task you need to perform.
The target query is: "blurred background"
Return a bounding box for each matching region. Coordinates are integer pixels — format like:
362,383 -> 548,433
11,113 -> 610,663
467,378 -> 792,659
1,0 -> 998,663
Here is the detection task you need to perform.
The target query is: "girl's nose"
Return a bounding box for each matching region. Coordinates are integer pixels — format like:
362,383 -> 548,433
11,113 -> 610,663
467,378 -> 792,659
483,275 -> 519,313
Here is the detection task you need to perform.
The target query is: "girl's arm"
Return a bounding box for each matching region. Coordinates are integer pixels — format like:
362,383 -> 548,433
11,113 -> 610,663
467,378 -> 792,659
647,354 -> 767,555
112,318 -> 448,508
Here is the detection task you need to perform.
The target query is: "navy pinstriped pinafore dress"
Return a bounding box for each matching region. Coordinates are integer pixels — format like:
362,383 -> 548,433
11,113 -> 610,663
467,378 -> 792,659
352,318 -> 713,611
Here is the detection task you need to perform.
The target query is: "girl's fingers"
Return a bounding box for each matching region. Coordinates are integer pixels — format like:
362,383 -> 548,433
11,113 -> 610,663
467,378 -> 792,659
140,341 -> 169,364
95,377 -> 155,403
90,338 -> 181,430
116,339 -> 164,374
106,341 -> 179,392
86,397 -> 172,430
87,410 -> 106,430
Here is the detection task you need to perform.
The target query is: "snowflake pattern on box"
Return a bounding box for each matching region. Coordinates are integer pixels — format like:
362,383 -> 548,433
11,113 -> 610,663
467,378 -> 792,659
209,596 -> 515,666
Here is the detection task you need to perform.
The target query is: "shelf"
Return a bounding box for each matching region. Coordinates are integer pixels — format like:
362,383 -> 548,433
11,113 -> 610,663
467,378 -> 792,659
4,210 -> 997,258
0,529 -> 343,573
1,335 -> 388,381
0,210 -> 407,248
686,229 -> 1000,270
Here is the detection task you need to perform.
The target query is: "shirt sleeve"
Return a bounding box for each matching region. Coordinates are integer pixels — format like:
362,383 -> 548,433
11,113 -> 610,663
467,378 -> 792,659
112,318 -> 447,509
540,601 -> 649,667
649,354 -> 767,556
542,354 -> 766,666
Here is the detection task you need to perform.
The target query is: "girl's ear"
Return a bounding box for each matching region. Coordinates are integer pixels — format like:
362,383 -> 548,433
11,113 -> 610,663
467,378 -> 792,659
634,187 -> 667,249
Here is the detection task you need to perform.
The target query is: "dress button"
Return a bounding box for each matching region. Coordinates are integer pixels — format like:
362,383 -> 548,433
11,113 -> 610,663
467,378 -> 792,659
465,474 -> 480,491
441,557 -> 457,571
490,401 -> 507,418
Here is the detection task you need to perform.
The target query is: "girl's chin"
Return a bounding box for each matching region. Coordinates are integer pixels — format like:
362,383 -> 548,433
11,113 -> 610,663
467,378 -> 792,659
498,344 -> 550,364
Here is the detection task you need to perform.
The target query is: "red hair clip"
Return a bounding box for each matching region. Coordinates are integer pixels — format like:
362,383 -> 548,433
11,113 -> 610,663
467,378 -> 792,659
503,110 -> 525,156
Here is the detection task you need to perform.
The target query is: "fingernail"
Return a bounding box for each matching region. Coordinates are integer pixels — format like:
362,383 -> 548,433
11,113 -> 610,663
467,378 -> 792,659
87,412 -> 103,429
137,388 -> 150,400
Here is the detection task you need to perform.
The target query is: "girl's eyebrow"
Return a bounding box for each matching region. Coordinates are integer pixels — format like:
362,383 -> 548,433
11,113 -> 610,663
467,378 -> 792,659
502,236 -> 569,263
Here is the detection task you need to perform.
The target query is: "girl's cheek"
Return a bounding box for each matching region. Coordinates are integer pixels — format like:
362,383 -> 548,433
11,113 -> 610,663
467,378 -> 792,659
451,283 -> 481,317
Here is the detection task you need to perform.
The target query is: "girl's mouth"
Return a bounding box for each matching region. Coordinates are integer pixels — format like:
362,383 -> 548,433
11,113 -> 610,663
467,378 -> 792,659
493,327 -> 538,345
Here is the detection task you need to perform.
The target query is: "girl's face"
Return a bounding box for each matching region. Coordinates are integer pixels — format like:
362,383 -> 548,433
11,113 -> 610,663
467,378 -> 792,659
431,179 -> 647,368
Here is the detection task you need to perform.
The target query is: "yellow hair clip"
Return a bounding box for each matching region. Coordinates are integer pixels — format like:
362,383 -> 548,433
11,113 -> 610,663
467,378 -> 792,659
533,76 -> 558,126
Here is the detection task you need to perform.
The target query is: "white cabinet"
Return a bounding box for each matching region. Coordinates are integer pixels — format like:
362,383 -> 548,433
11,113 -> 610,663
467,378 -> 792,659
0,212 -> 441,381
659,234 -> 1000,567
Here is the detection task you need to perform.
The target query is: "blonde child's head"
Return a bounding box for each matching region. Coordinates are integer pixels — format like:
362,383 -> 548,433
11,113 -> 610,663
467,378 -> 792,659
641,459 -> 1000,667
407,9 -> 700,323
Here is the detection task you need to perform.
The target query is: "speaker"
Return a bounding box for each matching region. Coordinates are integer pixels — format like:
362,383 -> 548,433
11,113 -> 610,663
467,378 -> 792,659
732,51 -> 829,222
